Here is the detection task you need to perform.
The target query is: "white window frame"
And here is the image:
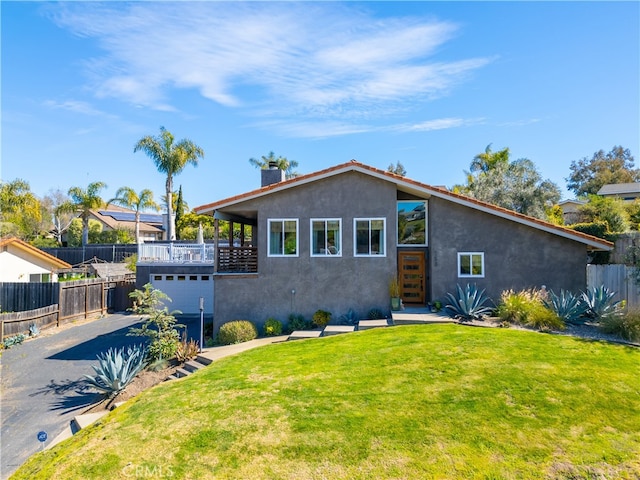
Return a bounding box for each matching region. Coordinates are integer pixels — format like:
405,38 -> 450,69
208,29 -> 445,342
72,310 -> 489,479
267,219 -> 299,257
458,252 -> 485,278
310,218 -> 342,257
354,218 -> 386,257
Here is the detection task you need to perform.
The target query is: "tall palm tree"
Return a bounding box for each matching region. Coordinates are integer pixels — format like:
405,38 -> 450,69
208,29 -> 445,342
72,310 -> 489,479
134,127 -> 204,240
108,187 -> 160,243
249,151 -> 299,179
67,182 -> 107,246
470,144 -> 510,174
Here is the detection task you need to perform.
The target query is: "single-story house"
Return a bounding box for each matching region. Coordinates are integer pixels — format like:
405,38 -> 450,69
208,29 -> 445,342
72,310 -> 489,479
558,199 -> 586,225
136,160 -> 613,326
0,237 -> 71,282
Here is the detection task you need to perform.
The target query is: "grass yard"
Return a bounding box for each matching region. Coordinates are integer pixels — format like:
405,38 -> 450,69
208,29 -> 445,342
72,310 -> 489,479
12,325 -> 640,479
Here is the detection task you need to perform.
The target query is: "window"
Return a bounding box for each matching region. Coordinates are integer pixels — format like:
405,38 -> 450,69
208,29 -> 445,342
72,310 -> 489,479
311,219 -> 341,256
398,200 -> 427,246
458,252 -> 484,278
268,219 -> 298,256
354,218 -> 386,256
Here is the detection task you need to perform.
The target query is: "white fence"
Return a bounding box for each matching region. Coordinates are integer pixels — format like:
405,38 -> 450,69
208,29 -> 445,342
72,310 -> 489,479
587,264 -> 640,309
138,243 -> 215,264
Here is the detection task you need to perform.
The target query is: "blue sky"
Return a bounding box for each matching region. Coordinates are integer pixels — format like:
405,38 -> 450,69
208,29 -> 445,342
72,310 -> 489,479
2,1 -> 639,210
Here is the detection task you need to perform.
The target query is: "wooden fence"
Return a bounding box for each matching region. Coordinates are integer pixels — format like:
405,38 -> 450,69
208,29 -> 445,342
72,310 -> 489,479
587,264 -> 640,309
0,278 -> 136,341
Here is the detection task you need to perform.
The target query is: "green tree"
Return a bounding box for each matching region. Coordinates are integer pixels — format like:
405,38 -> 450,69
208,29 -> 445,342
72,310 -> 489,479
108,187 -> 160,243
458,146 -> 561,220
174,186 -> 184,239
566,146 -> 639,196
134,126 -> 204,241
387,161 -> 407,177
0,179 -> 43,240
576,195 -> 629,233
249,151 -> 299,179
66,218 -> 103,247
65,181 -> 107,246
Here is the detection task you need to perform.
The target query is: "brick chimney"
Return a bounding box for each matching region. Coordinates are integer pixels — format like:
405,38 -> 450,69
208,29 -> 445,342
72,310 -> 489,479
261,161 -> 286,187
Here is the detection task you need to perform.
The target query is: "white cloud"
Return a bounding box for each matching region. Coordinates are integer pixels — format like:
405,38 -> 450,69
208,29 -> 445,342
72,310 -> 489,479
47,2 -> 494,137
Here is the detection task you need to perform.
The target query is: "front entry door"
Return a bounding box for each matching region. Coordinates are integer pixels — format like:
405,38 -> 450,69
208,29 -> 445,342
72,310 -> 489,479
398,251 -> 426,305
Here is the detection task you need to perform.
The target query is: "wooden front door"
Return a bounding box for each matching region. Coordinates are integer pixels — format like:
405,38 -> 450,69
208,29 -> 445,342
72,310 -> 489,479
399,251 -> 426,304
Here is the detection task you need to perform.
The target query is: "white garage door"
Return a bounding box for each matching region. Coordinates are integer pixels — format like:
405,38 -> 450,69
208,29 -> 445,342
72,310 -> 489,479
150,274 -> 213,315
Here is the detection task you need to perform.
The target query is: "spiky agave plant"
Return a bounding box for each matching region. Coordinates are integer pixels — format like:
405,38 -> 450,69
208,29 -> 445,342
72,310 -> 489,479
84,344 -> 148,398
444,284 -> 493,321
582,285 -> 624,321
544,290 -> 587,325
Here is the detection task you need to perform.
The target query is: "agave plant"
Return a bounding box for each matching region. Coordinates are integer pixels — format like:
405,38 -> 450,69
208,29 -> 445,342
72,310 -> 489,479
582,285 -> 624,321
84,344 -> 148,398
544,290 -> 588,325
444,284 -> 493,321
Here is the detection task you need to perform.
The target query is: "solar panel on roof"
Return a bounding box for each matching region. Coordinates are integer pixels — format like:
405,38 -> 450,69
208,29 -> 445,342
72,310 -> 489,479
99,211 -> 163,224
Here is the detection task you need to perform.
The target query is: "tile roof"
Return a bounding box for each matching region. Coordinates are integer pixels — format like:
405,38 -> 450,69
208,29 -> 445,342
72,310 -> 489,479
194,160 -> 613,251
0,237 -> 72,268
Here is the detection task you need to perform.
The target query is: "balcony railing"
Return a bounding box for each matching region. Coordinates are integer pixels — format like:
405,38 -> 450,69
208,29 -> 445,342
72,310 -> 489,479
217,246 -> 258,273
138,243 -> 215,264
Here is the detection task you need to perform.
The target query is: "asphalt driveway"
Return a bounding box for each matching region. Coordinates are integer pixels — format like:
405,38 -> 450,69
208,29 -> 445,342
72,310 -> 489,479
0,313 -> 150,479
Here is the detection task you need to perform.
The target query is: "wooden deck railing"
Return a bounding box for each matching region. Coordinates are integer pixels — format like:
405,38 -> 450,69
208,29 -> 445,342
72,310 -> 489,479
216,246 -> 258,273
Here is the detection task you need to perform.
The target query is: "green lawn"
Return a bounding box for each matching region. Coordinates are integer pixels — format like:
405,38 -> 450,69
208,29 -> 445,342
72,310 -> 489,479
13,325 -> 640,479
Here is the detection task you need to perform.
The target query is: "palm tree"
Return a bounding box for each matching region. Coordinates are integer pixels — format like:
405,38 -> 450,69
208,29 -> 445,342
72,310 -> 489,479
470,144 -> 510,174
249,151 -> 299,179
134,127 -> 204,240
67,182 -> 107,246
108,187 -> 160,243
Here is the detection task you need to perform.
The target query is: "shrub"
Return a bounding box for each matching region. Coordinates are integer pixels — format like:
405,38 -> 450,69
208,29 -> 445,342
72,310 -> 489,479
217,320 -> 258,345
600,311 -> 640,342
84,344 -> 148,398
287,314 -> 312,331
367,308 -> 385,320
497,289 -> 564,331
444,284 -> 493,321
128,308 -> 184,362
264,318 -> 283,336
175,335 -> 200,363
312,310 -> 332,327
544,290 -> 588,325
147,357 -> 169,372
2,333 -> 27,349
582,285 -> 624,321
338,309 -> 358,326
497,289 -> 539,324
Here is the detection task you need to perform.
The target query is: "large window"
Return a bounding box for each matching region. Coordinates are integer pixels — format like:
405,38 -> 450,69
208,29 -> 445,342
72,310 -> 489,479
311,219 -> 341,256
268,219 -> 298,256
458,252 -> 484,278
354,218 -> 386,256
397,200 -> 427,246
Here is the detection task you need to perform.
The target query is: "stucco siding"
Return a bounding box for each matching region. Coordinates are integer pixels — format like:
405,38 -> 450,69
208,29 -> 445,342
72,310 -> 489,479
214,172 -> 397,328
429,196 -> 587,305
0,251 -> 59,282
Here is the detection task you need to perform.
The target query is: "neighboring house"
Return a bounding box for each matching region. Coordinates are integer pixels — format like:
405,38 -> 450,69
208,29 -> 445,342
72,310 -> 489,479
89,205 -> 165,242
0,237 -> 71,282
597,183 -> 640,202
137,161 -> 613,324
558,199 -> 586,225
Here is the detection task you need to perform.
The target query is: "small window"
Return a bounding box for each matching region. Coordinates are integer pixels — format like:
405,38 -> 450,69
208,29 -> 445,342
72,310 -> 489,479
190,276 -> 198,281
29,273 -> 41,283
354,218 -> 386,256
154,275 -> 162,281
201,275 -> 209,281
166,275 -> 174,281
311,219 -> 341,256
458,252 -> 484,278
177,275 -> 186,281
268,219 -> 298,257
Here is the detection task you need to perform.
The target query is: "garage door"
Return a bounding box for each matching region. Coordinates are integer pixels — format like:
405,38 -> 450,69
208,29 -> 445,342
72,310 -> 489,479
150,274 -> 213,315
